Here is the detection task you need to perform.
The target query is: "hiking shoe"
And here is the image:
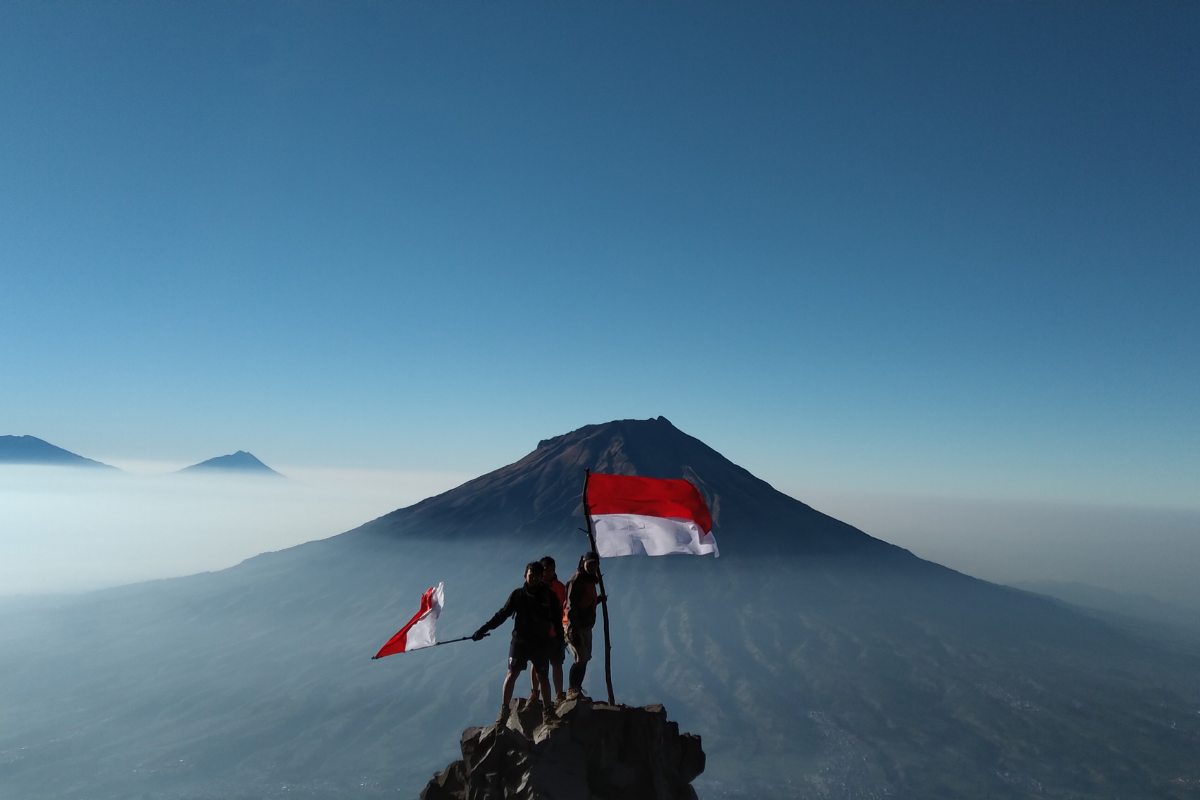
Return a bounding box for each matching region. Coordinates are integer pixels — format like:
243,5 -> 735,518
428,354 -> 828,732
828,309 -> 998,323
554,691 -> 567,705
495,708 -> 508,726
565,688 -> 581,701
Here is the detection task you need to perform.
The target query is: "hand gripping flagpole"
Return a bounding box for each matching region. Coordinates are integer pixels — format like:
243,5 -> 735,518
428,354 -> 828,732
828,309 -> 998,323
581,469 -> 616,705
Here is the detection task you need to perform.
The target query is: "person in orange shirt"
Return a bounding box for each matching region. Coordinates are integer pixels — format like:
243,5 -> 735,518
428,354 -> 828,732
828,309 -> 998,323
564,552 -> 601,700
531,556 -> 567,705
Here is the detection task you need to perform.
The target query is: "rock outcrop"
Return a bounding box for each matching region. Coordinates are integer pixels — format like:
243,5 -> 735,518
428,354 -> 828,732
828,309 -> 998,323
419,697 -> 705,800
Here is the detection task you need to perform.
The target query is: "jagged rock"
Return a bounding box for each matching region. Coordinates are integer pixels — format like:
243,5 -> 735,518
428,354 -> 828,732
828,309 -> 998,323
419,697 -> 704,800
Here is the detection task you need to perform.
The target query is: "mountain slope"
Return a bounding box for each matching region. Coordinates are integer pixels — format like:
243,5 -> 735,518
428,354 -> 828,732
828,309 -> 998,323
358,416 -> 897,558
0,435 -> 114,468
1,419 -> 1198,800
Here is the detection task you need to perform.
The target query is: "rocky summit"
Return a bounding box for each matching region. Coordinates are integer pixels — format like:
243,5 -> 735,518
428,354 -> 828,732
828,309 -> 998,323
420,697 -> 705,800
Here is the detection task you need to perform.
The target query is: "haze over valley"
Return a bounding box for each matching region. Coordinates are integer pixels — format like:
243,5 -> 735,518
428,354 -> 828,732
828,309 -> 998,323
0,459 -> 470,595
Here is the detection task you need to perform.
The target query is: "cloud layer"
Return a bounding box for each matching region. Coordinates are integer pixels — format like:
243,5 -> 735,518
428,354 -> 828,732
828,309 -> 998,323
802,488 -> 1200,610
0,465 -> 472,595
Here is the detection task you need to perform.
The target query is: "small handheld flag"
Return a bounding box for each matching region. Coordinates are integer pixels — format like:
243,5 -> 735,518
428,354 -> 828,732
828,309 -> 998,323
585,473 -> 718,558
373,583 -> 444,659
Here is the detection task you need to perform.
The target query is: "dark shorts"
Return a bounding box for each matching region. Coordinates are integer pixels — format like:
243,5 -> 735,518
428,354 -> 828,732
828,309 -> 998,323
547,636 -> 566,666
568,628 -> 593,664
508,640 -> 549,677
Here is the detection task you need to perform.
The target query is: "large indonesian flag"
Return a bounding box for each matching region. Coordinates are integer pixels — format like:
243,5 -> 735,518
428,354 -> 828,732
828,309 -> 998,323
586,473 -> 719,558
373,582 -> 444,658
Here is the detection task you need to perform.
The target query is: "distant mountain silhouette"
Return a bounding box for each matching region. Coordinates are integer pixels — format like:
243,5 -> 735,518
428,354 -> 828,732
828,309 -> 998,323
0,435 -> 115,468
358,416 -> 900,558
178,450 -> 282,476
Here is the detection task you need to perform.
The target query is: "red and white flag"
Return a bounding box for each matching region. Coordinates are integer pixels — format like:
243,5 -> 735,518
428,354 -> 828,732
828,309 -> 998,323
373,582 -> 444,658
586,473 -> 719,558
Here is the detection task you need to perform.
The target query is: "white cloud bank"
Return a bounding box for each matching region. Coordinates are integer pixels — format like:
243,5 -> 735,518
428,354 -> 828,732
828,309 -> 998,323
0,465 -> 473,595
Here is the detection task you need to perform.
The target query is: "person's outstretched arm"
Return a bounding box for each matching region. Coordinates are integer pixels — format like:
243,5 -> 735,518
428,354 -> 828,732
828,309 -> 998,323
473,590 -> 516,640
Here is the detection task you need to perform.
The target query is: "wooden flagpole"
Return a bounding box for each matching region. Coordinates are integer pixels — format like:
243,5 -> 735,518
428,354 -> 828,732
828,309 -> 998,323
580,469 -> 616,705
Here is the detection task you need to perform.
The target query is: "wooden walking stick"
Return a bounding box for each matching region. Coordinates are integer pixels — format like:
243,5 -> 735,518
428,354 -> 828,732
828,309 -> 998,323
580,469 -> 616,705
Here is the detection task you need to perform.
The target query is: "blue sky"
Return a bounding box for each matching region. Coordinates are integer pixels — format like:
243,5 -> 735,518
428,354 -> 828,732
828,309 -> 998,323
3,1 -> 1198,508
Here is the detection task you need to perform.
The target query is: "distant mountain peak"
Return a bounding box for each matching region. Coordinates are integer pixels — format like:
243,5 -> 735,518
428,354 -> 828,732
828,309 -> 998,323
0,435 -> 115,469
179,451 -> 283,477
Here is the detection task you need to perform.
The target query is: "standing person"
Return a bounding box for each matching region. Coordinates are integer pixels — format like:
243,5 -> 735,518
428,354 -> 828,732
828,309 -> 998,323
531,556 -> 567,705
472,561 -> 558,725
564,552 -> 602,701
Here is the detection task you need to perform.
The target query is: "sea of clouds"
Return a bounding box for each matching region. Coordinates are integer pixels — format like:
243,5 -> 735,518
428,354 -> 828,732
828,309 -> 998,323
0,464 -> 473,595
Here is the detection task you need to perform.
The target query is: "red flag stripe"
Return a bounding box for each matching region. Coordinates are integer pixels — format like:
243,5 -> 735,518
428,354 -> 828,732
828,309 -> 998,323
374,585 -> 435,659
586,473 -> 713,534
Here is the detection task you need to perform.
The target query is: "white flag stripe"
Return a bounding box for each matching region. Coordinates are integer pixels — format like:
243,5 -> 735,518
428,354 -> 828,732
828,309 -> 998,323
405,582 -> 444,651
592,514 -> 719,558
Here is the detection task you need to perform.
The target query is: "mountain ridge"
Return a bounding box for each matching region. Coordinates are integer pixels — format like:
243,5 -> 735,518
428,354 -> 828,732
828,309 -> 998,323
0,435 -> 115,468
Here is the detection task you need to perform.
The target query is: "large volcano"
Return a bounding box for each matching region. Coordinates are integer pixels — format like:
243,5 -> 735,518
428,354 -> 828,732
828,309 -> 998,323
357,416 -> 896,559
1,419 -> 1198,800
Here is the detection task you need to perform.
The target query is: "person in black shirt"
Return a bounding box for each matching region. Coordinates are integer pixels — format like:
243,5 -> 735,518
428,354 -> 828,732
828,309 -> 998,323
473,561 -> 561,725
530,556 -> 567,706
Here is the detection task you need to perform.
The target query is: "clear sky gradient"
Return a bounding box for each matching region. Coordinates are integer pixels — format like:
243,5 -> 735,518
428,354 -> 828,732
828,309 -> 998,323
3,2 -> 1198,509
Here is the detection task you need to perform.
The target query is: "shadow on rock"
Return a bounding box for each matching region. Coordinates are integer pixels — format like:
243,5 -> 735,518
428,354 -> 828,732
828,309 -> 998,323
420,697 -> 705,800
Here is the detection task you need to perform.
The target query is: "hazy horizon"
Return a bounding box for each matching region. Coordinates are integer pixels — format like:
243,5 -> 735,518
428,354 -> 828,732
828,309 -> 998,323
4,449 -> 1197,615
0,463 -> 470,595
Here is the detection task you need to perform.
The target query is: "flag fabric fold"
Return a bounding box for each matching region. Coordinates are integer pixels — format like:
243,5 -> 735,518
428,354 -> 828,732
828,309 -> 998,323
586,473 -> 719,558
373,582 -> 444,658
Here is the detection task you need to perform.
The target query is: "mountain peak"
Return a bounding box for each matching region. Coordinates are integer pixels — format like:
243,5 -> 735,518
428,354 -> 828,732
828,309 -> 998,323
179,451 -> 283,476
357,418 -> 904,558
534,416 -> 678,450
0,435 -> 115,468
